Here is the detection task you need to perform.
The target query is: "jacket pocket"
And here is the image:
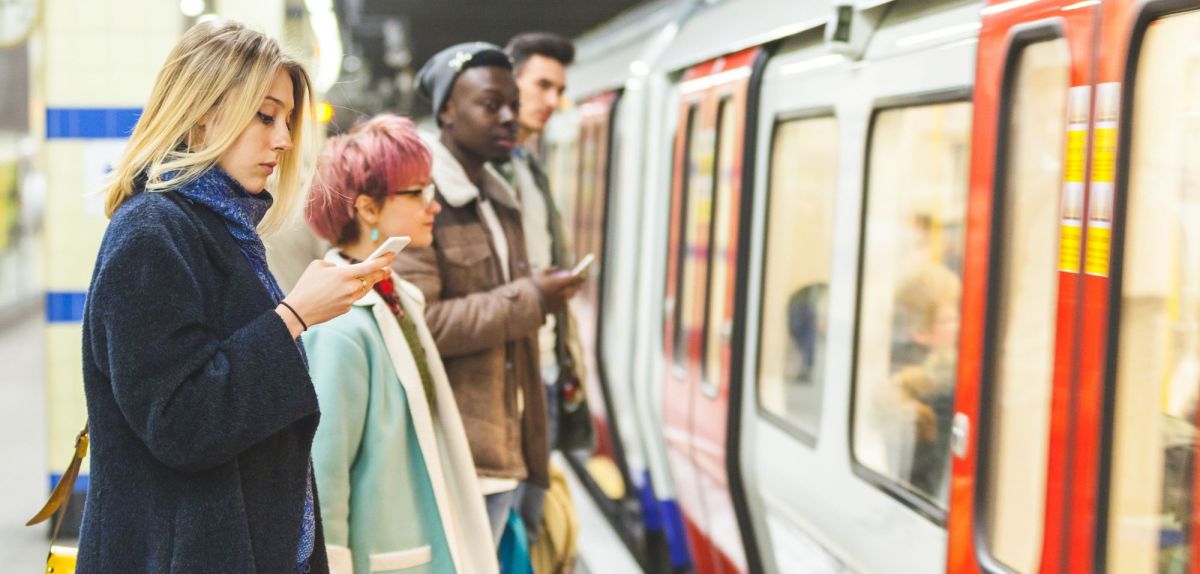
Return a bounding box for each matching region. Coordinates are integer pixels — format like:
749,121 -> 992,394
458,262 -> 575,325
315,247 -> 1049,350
326,544 -> 353,574
369,545 -> 432,572
443,242 -> 495,292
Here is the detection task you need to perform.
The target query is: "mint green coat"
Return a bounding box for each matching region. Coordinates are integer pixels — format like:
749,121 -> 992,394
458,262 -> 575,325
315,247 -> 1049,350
305,252 -> 498,574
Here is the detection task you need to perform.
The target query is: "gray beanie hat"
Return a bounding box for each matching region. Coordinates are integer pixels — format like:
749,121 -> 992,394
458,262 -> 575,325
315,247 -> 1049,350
416,42 -> 512,121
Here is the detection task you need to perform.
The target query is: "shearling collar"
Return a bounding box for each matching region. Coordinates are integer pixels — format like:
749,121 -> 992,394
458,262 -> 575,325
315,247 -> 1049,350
422,132 -> 519,210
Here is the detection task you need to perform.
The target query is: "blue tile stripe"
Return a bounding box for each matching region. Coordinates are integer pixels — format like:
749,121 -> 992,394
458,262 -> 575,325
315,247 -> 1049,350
49,472 -> 90,493
46,291 -> 87,323
46,107 -> 142,139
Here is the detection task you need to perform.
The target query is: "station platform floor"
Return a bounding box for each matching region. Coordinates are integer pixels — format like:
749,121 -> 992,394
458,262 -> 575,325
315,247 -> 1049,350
0,304 -> 51,571
0,306 -> 639,573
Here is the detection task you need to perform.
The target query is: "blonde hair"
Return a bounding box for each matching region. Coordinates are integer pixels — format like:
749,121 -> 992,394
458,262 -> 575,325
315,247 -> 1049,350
102,19 -> 313,233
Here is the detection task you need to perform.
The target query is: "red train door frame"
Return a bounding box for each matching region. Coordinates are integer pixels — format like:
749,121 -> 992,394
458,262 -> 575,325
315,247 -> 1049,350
1069,1 -> 1120,571
662,46 -> 757,574
948,1 -> 1098,572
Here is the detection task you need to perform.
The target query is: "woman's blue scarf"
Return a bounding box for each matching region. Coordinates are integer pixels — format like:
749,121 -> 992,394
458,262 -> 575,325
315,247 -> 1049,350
172,166 -> 317,570
172,167 -> 283,304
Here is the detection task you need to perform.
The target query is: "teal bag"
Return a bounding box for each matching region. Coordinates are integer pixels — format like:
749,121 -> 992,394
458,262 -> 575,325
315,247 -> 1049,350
498,508 -> 534,574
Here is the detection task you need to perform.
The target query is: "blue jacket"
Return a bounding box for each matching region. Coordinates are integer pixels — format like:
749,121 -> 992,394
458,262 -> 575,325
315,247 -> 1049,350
78,189 -> 328,573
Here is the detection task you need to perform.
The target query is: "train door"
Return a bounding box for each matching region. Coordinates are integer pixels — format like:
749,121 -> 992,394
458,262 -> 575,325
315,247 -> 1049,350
662,47 -> 757,574
1096,1 -> 1200,573
947,0 -> 1096,572
567,91 -> 640,508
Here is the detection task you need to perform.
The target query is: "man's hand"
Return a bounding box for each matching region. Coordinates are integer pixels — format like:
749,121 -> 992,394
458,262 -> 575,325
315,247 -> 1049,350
531,268 -> 585,314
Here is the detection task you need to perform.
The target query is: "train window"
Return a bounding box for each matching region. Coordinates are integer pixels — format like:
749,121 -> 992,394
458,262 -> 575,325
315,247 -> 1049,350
981,37 -> 1070,574
674,105 -> 711,367
756,115 -> 839,444
576,121 -> 608,299
576,124 -> 597,271
853,101 -> 971,508
1107,11 -> 1200,573
702,97 -> 738,391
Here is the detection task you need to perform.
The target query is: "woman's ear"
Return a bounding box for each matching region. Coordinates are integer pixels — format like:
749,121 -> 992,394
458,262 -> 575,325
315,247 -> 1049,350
354,193 -> 380,225
191,108 -> 218,149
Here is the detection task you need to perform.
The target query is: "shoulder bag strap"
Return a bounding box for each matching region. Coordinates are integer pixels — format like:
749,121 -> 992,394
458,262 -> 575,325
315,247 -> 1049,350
27,421 -> 90,554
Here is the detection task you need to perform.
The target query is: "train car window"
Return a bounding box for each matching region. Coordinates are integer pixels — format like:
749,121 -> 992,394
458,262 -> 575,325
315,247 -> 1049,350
702,97 -> 738,391
981,37 -> 1070,574
577,121 -> 608,299
1107,11 -> 1200,573
672,105 -> 702,367
853,101 -> 971,508
577,124 -> 599,273
756,115 -> 839,445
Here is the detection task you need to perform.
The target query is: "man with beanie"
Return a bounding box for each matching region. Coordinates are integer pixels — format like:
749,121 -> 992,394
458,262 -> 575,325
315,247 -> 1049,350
397,42 -> 584,545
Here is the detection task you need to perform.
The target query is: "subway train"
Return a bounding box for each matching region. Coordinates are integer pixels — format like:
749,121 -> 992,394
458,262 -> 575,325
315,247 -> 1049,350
537,0 -> 1200,572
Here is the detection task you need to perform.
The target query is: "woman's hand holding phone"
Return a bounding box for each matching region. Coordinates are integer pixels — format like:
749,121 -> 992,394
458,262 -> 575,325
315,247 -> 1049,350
277,255 -> 396,338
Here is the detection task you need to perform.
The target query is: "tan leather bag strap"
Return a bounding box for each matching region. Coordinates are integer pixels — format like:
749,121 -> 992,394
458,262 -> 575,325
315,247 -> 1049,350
27,421 -> 89,554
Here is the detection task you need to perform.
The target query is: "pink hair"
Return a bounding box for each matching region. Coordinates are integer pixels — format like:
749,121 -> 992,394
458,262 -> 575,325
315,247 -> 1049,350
305,114 -> 433,245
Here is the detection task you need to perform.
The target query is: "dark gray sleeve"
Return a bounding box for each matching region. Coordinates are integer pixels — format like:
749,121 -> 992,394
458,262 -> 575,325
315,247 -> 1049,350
89,224 -> 317,473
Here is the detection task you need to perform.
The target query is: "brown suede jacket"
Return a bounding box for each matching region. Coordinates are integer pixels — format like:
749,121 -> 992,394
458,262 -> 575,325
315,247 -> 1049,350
393,135 -> 550,488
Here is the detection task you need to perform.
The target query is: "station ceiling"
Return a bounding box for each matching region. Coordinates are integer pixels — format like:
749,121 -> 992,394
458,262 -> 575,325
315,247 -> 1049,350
333,0 -> 646,115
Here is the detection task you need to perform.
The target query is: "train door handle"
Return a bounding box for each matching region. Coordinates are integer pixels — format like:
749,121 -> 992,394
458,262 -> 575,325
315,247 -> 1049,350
951,413 -> 970,459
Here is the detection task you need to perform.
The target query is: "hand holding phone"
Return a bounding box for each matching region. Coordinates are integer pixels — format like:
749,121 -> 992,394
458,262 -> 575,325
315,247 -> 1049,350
570,253 -> 595,278
367,236 -> 411,262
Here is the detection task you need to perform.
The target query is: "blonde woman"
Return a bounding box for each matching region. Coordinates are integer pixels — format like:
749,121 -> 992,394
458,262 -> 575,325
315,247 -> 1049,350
304,115 -> 497,574
78,20 -> 393,572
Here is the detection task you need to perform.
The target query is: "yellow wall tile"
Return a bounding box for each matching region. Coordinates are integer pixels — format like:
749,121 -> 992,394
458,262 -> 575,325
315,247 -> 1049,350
46,324 -> 86,471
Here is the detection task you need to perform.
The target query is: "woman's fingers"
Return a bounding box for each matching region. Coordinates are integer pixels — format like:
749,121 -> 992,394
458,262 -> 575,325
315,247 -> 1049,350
343,255 -> 394,289
344,254 -> 393,277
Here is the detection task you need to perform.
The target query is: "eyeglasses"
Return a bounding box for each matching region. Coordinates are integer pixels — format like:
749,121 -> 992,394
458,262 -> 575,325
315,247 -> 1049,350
388,183 -> 436,207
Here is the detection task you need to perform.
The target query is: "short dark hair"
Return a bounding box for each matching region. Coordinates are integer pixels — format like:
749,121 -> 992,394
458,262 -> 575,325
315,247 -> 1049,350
506,32 -> 575,72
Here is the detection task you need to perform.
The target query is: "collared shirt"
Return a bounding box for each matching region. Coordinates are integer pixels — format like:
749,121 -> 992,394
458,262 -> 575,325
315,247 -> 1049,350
504,148 -> 559,373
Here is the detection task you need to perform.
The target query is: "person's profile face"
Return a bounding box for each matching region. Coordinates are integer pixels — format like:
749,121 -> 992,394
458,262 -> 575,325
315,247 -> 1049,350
376,182 -> 441,248
440,66 -> 519,162
215,69 -> 296,194
515,55 -> 566,135
914,303 -> 960,350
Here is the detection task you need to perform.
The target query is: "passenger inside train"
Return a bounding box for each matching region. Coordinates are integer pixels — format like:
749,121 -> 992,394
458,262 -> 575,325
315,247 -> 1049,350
879,261 -> 961,501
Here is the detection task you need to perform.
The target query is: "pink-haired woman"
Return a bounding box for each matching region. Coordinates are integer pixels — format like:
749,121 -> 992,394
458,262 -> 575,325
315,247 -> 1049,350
303,115 -> 497,574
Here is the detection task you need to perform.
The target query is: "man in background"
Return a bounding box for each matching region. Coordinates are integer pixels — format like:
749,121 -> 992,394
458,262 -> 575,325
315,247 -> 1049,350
501,32 -> 592,557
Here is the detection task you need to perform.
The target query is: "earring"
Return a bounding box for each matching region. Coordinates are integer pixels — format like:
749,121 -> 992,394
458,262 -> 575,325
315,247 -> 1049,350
370,228 -> 379,242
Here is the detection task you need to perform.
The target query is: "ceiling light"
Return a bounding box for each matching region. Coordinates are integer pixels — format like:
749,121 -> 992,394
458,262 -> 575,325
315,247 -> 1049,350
180,0 -> 205,18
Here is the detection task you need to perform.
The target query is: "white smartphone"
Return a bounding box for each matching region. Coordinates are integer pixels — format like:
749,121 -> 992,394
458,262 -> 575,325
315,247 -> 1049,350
366,236 -> 411,261
570,253 -> 595,278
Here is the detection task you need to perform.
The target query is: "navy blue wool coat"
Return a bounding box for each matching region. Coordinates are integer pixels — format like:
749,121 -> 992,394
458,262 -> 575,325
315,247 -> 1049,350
78,189 -> 328,573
